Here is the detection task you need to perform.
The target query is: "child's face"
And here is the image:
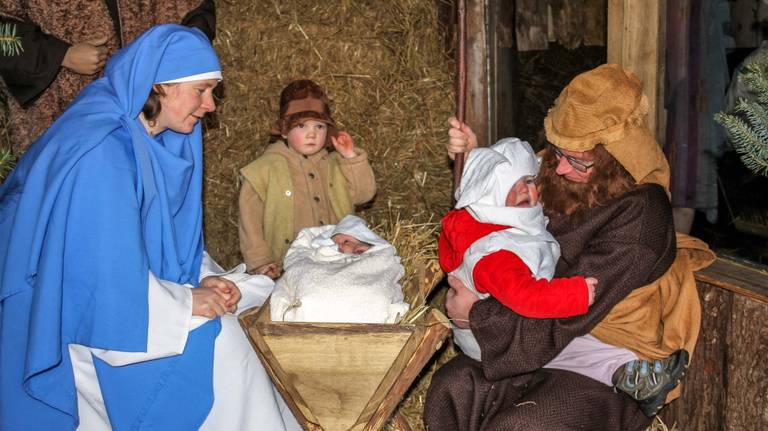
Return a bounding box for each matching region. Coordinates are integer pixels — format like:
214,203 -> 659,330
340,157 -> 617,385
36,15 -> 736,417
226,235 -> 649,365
332,233 -> 371,255
283,119 -> 328,156
505,175 -> 539,207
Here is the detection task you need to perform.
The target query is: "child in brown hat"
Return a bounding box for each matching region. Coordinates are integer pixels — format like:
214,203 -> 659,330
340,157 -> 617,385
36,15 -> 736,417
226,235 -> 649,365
238,79 -> 376,278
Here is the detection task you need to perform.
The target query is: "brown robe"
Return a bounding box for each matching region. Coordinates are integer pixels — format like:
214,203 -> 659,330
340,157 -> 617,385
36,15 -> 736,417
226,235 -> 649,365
424,183 -> 677,431
0,0 -> 211,154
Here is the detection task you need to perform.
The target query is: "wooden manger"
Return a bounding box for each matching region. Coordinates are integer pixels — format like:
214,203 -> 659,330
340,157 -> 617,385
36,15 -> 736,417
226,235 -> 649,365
239,262 -> 450,431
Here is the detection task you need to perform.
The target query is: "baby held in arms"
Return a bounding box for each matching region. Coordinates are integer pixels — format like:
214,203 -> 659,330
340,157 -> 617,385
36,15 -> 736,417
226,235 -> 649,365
440,138 -> 597,360
269,215 -> 410,323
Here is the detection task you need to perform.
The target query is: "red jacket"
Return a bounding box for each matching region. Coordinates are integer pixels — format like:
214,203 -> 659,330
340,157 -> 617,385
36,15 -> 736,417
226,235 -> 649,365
439,209 -> 589,318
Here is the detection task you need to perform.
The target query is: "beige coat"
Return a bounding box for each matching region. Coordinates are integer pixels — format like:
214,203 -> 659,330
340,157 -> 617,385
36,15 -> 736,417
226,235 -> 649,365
238,141 -> 376,271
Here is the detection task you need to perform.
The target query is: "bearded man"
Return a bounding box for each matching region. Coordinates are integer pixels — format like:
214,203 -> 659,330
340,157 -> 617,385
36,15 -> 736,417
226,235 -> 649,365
424,64 -> 713,430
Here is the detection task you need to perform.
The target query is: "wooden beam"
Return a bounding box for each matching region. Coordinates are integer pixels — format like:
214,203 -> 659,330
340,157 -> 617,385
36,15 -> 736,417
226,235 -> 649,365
466,0 -> 490,147
695,257 -> 768,305
607,0 -> 664,139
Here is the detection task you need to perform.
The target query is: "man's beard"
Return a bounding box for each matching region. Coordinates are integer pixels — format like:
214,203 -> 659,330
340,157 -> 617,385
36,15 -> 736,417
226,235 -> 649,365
538,146 -> 636,218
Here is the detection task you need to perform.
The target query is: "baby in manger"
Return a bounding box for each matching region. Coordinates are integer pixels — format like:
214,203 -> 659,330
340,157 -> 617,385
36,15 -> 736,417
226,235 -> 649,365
269,215 -> 410,323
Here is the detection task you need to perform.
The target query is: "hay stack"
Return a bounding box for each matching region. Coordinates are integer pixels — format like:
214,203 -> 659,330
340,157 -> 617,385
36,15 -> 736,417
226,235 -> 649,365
204,0 -> 456,269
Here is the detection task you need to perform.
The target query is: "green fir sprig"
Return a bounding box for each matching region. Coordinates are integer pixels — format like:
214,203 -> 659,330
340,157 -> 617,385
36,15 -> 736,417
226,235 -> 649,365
716,52 -> 768,177
0,147 -> 14,182
0,22 -> 23,56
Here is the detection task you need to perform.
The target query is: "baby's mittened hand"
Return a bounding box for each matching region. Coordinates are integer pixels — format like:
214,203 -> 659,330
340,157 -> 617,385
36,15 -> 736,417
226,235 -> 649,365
331,131 -> 357,159
585,277 -> 598,306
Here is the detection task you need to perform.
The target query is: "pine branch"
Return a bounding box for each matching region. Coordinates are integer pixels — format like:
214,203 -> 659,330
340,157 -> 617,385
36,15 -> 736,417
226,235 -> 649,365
716,50 -> 768,177
735,99 -> 768,144
0,147 -> 15,182
715,112 -> 768,176
0,22 -> 23,56
742,61 -> 768,96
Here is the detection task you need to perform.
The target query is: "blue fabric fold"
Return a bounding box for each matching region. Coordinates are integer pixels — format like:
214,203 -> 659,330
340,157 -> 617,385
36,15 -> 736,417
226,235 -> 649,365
0,25 -> 222,430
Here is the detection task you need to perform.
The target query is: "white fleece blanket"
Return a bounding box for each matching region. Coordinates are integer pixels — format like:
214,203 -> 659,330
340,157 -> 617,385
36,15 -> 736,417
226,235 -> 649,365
270,218 -> 409,323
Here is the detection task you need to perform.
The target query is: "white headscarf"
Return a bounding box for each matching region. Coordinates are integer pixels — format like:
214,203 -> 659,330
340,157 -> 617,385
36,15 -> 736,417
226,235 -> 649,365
455,138 -> 548,236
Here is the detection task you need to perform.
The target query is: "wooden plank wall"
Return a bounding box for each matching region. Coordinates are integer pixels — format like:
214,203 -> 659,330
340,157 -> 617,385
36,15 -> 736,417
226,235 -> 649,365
660,259 -> 768,429
515,0 -> 606,51
731,0 -> 763,48
515,0 -> 549,51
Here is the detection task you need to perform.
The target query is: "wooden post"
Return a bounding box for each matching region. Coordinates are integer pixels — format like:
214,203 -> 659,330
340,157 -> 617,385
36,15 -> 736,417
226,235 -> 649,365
607,0 -> 664,140
453,0 -> 467,195
466,0 -> 490,148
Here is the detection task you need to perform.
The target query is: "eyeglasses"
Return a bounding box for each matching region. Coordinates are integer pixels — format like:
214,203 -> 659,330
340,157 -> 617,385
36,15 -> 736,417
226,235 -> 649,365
550,145 -> 595,173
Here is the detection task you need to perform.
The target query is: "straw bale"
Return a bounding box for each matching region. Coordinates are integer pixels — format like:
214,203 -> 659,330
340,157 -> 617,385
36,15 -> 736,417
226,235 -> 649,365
203,0 -> 456,269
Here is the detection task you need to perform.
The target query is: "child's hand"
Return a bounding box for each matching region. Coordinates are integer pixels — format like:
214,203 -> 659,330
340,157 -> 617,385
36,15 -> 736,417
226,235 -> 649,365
251,262 -> 280,279
585,277 -> 598,306
331,131 -> 357,159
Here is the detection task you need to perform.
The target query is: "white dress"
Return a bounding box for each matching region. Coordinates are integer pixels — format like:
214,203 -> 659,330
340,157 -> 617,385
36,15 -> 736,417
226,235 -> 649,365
69,252 -> 301,430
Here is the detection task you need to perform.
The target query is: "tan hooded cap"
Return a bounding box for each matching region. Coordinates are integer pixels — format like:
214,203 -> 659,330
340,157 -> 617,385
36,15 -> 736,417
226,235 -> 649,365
544,64 -> 670,196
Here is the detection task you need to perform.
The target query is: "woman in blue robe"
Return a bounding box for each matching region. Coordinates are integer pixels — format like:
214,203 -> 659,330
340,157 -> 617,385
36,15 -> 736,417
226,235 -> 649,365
0,24 -> 300,430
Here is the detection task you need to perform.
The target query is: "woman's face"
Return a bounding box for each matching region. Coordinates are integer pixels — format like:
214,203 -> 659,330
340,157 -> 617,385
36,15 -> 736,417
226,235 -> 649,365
553,147 -> 595,183
156,79 -> 218,134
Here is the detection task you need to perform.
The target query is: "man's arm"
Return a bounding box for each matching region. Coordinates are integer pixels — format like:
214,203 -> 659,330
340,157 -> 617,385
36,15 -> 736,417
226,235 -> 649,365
0,18 -> 70,107
181,0 -> 216,41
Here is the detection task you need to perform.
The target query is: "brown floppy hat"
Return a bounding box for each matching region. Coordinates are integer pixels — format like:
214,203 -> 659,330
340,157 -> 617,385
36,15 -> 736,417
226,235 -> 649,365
272,79 -> 337,140
544,64 -> 670,195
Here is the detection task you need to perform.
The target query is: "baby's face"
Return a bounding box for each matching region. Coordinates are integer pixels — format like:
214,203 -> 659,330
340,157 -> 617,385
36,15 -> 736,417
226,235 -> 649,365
332,233 -> 371,255
505,175 -> 539,207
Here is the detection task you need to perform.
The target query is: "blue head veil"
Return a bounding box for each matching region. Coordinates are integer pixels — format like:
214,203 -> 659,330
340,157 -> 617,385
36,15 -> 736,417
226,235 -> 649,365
1,25 -> 222,430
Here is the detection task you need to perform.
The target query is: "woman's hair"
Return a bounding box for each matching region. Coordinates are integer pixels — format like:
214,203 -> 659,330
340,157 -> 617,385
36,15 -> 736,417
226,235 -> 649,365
141,84 -> 173,123
537,144 -> 636,218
